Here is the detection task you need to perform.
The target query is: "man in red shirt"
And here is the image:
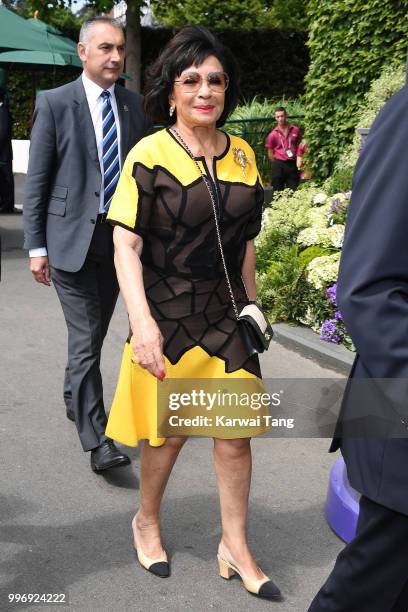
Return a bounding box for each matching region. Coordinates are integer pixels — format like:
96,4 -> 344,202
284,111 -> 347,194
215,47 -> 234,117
265,107 -> 302,192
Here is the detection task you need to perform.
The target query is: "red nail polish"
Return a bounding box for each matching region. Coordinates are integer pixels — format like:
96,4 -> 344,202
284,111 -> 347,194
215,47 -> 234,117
159,371 -> 166,380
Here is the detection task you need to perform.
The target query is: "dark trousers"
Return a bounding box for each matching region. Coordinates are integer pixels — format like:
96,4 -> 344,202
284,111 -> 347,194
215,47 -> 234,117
308,495 -> 408,612
271,159 -> 300,192
0,160 -> 15,210
51,223 -> 119,451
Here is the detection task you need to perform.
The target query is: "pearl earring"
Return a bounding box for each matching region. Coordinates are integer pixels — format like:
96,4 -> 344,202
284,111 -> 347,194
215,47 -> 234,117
169,105 -> 175,117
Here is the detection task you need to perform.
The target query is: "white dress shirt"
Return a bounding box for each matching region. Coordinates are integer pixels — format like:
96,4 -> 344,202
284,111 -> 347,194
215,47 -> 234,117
29,72 -> 122,258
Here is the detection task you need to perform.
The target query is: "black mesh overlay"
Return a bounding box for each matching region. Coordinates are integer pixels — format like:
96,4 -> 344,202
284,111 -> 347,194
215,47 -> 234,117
112,130 -> 264,377
142,267 -> 261,377
135,165 -> 264,279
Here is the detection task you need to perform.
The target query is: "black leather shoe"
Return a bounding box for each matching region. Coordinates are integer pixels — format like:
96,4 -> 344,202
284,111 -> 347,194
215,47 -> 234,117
66,409 -> 75,422
90,440 -> 130,472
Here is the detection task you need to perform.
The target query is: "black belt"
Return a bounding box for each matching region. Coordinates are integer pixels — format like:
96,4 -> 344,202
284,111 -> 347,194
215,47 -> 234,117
96,213 -> 108,224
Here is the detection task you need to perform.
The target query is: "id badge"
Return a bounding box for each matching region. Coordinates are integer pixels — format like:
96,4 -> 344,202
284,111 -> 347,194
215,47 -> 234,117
286,149 -> 294,159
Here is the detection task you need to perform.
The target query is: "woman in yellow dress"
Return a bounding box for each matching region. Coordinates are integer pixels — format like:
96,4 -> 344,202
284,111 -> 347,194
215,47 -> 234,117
106,25 -> 281,600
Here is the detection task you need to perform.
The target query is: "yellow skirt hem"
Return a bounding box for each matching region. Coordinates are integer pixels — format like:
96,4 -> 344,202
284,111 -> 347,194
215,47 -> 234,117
106,343 -> 269,447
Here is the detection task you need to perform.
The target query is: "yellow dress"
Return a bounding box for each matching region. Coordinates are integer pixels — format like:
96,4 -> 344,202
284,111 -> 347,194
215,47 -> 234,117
106,128 -> 270,446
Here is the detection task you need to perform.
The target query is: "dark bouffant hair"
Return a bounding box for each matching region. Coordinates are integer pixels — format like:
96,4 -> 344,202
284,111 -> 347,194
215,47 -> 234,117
144,25 -> 240,128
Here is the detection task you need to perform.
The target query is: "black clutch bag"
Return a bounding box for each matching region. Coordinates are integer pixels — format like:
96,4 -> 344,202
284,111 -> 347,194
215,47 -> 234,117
238,303 -> 274,356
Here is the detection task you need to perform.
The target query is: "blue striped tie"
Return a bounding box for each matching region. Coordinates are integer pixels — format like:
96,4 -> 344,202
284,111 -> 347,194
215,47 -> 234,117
101,90 -> 120,212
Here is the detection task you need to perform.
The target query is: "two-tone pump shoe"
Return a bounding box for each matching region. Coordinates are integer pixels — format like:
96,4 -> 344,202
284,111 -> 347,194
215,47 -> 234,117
217,553 -> 282,600
131,516 -> 169,578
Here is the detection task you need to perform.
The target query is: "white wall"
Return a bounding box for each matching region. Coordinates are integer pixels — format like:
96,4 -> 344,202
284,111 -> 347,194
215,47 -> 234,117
12,139 -> 30,174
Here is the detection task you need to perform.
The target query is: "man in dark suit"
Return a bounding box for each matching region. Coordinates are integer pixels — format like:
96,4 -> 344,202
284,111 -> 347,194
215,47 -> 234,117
308,86 -> 408,611
23,16 -> 151,472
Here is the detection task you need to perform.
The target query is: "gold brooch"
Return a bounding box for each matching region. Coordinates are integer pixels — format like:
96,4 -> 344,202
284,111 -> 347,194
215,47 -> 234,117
232,147 -> 252,178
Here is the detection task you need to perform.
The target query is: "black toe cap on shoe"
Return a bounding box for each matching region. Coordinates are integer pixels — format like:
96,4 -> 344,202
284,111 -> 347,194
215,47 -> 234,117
148,562 -> 170,577
258,580 -> 282,600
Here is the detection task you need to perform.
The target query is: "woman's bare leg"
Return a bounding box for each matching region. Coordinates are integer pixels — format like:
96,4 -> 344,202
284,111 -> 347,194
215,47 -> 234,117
213,437 -> 264,580
134,437 -> 187,557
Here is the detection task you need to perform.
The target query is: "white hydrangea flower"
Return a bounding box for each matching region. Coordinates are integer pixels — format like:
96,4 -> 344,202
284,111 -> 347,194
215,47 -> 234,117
313,193 -> 328,205
297,224 -> 344,248
329,224 -> 345,248
298,306 -> 321,331
306,253 -> 341,289
308,206 -> 330,228
297,227 -> 328,246
330,192 -> 348,202
260,206 -> 272,229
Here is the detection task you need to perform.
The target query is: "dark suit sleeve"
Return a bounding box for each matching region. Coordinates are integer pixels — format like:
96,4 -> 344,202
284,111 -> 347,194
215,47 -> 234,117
23,93 -> 56,250
337,85 -> 408,382
143,112 -> 154,137
0,104 -> 10,147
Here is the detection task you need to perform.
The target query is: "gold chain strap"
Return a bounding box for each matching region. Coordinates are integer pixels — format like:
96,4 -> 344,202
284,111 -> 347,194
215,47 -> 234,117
169,128 -> 241,319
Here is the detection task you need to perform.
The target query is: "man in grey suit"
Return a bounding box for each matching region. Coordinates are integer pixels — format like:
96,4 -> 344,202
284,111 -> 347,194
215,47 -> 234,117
23,16 -> 151,472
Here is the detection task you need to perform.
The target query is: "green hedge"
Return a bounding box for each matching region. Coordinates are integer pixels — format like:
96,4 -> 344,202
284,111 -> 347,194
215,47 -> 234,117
323,62 -> 405,194
8,68 -> 80,139
304,0 -> 408,179
6,26 -> 308,139
141,27 -> 309,100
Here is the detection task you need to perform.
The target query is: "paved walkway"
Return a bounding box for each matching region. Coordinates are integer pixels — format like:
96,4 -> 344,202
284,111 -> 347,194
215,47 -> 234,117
0,214 -> 345,612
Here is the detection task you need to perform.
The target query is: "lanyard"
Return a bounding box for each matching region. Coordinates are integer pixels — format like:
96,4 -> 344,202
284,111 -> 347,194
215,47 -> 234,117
278,128 -> 292,152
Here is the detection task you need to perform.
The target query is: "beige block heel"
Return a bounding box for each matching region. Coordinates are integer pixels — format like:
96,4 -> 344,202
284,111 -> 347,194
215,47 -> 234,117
217,553 -> 282,600
218,554 -> 236,579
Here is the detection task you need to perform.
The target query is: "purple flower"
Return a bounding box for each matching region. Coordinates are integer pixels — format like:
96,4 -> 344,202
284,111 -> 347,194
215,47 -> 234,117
320,319 -> 344,344
330,198 -> 341,213
326,283 -> 338,306
330,197 -> 349,216
334,310 -> 343,321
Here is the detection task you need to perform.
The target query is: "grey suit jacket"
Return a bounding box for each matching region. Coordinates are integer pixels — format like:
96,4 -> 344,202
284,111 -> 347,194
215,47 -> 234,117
23,76 -> 151,272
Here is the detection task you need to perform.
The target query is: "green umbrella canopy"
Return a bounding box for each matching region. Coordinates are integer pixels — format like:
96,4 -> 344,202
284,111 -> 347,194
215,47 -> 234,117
27,17 -> 64,36
0,49 -> 82,68
0,5 -> 78,55
0,7 -> 130,79
0,51 -> 131,77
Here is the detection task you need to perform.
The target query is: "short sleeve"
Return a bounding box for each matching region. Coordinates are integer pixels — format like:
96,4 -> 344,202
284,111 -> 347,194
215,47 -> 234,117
294,127 -> 302,152
245,178 -> 264,240
264,131 -> 274,149
297,142 -> 307,157
107,143 -> 155,236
